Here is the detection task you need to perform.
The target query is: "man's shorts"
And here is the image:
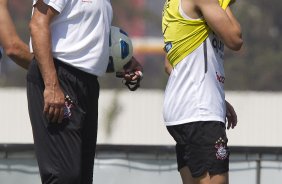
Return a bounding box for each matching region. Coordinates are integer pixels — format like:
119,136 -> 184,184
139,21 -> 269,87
167,121 -> 229,178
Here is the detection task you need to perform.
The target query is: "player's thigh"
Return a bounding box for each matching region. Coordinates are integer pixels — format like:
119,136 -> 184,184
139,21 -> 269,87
180,166 -> 211,184
210,172 -> 229,184
180,166 -> 195,184
180,167 -> 229,184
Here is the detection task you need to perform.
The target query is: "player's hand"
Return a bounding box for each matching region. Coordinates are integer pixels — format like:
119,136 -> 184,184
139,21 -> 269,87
116,56 -> 143,91
123,56 -> 143,80
43,84 -> 65,123
226,100 -> 237,129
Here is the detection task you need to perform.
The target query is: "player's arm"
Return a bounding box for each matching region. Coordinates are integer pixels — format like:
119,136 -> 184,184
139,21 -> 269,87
194,0 -> 243,50
164,55 -> 172,75
30,0 -> 64,123
0,0 -> 33,69
225,100 -> 237,129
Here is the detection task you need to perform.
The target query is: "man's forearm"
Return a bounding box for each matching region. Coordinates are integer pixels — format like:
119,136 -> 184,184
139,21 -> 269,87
5,40 -> 33,69
0,1 -> 32,69
30,19 -> 58,87
226,7 -> 242,38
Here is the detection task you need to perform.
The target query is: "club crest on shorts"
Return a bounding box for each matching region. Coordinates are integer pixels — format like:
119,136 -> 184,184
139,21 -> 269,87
63,95 -> 74,119
215,137 -> 228,160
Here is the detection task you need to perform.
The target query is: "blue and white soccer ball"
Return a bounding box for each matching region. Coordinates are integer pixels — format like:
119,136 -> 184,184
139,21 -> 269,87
107,26 -> 133,72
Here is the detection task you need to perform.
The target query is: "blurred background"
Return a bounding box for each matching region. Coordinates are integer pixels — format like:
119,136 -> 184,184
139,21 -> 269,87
0,0 -> 282,184
1,0 -> 282,90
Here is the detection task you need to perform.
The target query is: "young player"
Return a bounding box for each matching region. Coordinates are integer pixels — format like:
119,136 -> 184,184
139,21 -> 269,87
162,0 -> 242,183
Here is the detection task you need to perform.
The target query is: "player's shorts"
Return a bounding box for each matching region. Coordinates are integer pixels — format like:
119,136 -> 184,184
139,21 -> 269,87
167,121 -> 229,178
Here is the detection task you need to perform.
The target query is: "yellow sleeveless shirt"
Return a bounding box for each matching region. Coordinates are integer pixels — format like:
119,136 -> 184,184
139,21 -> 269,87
162,0 -> 232,66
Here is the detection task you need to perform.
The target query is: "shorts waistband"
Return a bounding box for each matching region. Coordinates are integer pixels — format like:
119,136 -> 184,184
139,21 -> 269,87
53,58 -> 97,80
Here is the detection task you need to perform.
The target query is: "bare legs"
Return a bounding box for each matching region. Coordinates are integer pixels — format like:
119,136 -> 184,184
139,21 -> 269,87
180,166 -> 229,184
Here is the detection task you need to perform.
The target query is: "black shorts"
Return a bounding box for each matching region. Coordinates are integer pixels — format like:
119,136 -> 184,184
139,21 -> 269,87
167,121 -> 229,178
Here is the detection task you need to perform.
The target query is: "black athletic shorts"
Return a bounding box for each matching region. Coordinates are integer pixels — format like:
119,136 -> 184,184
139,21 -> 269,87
167,121 -> 229,178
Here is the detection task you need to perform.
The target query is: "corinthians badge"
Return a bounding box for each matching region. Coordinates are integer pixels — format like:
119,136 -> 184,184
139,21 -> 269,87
215,137 -> 229,160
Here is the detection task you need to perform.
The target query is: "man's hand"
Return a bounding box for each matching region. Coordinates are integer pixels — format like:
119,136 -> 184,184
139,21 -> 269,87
116,56 -> 143,91
226,100 -> 237,129
43,84 -> 65,123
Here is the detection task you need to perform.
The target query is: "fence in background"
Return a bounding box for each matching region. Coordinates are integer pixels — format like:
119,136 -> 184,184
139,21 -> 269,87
1,144 -> 282,184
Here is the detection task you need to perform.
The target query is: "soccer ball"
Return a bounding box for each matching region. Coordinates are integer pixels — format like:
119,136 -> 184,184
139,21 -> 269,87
107,26 -> 133,72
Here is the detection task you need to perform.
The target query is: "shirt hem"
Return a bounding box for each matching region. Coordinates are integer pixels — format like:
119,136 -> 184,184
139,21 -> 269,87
43,0 -> 64,13
164,116 -> 225,126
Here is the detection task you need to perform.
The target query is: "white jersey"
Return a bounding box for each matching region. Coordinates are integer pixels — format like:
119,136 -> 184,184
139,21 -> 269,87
163,33 -> 226,126
31,0 -> 113,76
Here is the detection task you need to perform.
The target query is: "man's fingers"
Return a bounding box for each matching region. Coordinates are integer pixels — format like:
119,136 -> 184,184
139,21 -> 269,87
134,70 -> 143,80
44,103 -> 65,123
233,113 -> 238,125
226,101 -> 238,129
51,106 -> 61,123
124,71 -> 143,81
232,118 -> 238,128
230,109 -> 238,129
58,107 -> 64,123
227,116 -> 237,129
227,121 -> 231,130
47,105 -> 55,121
43,104 -> 49,115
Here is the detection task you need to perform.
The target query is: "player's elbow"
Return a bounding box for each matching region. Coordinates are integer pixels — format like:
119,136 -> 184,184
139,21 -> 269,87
228,39 -> 243,51
4,41 -> 21,58
4,41 -> 31,69
226,34 -> 243,51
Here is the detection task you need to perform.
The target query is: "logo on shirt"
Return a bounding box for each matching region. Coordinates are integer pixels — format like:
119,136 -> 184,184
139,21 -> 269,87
212,33 -> 224,59
164,42 -> 172,53
216,72 -> 225,84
